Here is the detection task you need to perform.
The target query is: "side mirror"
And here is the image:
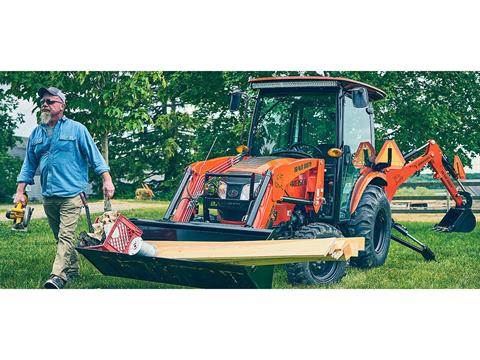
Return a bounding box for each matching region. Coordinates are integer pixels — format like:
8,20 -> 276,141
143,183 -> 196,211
366,103 -> 374,115
343,145 -> 352,165
229,89 -> 243,111
352,87 -> 369,108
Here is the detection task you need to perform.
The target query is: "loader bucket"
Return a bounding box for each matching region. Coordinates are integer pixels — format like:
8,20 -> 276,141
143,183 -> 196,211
77,247 -> 274,288
77,219 -> 275,289
434,207 -> 476,232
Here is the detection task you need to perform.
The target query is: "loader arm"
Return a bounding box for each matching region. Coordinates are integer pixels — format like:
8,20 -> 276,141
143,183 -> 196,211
166,155 -> 244,222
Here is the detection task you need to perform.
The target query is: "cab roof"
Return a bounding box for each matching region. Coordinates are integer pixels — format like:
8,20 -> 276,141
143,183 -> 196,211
249,76 -> 386,101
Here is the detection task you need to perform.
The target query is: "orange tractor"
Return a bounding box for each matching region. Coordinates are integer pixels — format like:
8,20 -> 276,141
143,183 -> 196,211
78,76 -> 476,288
135,183 -> 155,200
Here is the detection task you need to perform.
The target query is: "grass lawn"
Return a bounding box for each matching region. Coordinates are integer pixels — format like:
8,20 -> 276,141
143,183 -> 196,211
1,207 -> 479,289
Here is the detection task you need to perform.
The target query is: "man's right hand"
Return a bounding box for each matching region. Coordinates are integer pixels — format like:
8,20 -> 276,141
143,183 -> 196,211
13,192 -> 26,205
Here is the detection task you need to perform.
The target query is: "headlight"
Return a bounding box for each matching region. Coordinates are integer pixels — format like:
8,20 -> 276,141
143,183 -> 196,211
240,182 -> 260,200
218,181 -> 227,199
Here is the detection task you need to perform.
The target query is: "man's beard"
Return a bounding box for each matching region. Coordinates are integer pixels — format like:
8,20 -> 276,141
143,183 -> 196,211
40,111 -> 52,124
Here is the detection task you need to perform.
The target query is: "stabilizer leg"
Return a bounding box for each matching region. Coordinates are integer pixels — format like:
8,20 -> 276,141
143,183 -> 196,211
391,221 -> 436,262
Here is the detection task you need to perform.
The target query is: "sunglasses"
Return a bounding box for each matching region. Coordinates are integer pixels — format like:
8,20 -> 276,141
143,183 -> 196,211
38,99 -> 63,106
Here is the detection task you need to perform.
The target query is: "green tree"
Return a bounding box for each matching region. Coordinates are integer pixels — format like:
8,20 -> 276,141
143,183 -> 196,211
0,71 -> 164,164
3,71 -> 477,201
109,112 -> 196,199
107,72 -> 222,198
0,87 -> 24,201
0,71 -> 167,197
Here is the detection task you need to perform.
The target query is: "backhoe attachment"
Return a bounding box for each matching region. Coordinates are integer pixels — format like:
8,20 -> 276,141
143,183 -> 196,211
382,140 -> 477,234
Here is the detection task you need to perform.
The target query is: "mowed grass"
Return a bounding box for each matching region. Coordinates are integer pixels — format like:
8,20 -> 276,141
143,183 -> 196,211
1,207 -> 479,289
0,207 -> 178,289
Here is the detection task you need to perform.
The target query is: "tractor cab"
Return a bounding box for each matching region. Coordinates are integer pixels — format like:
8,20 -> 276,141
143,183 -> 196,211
247,77 -> 385,157
226,77 -> 386,223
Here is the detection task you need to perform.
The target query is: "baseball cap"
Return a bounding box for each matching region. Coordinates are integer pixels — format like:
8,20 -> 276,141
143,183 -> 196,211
37,87 -> 66,104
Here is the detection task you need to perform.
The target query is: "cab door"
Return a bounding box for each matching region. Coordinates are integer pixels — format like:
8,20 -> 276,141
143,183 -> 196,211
339,93 -> 375,221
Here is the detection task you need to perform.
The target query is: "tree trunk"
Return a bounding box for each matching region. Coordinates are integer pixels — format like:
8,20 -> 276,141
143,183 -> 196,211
102,132 -> 109,165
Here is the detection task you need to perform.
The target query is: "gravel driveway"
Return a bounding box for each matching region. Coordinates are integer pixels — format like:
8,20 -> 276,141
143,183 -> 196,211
1,200 -> 167,220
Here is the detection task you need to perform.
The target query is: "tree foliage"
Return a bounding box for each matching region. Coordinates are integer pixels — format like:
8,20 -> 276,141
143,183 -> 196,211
1,71 -> 479,200
0,87 -> 24,201
109,112 -> 196,198
0,72 -> 164,159
0,71 -> 164,197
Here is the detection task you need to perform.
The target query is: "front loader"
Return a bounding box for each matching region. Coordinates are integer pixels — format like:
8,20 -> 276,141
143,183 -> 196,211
78,76 -> 476,288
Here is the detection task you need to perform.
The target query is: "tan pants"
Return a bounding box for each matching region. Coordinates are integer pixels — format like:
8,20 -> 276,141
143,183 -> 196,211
43,195 -> 83,282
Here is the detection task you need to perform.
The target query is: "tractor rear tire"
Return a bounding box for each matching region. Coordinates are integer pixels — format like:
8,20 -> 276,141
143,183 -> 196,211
347,185 -> 392,268
286,223 -> 347,285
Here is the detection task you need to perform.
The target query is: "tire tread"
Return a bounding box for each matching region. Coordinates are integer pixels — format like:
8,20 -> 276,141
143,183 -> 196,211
347,185 -> 392,268
286,223 -> 347,285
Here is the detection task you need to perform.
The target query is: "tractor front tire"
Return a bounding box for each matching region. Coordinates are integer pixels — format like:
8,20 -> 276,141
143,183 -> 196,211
347,185 -> 392,268
286,223 -> 347,285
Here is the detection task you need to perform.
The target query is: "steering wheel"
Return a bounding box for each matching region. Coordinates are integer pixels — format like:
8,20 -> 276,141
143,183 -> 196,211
288,142 -> 324,158
270,149 -> 313,158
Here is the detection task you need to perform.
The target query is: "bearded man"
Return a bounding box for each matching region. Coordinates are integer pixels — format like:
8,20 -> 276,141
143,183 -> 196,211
14,87 -> 115,289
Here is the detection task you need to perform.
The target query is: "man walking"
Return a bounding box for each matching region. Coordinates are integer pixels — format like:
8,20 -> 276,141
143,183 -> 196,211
14,87 -> 115,289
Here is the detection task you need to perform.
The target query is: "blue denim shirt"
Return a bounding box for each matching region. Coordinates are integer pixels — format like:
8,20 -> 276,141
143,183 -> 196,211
17,116 -> 110,197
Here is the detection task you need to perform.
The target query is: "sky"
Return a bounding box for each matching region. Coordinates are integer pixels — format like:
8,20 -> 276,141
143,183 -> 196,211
14,99 -> 37,137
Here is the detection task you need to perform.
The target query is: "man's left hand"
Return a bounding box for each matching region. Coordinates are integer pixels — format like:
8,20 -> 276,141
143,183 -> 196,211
103,180 -> 115,199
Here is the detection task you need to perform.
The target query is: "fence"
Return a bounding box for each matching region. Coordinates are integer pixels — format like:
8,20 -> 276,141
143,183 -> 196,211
392,180 -> 480,213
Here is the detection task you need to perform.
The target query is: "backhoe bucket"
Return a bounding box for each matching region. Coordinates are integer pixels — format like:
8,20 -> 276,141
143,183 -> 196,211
77,219 -> 275,288
434,207 -> 476,232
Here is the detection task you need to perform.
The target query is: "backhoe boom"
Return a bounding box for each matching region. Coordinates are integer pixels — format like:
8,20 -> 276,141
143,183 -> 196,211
384,140 -> 465,207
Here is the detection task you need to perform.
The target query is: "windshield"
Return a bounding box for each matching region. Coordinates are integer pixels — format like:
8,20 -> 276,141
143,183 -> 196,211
251,89 -> 337,156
